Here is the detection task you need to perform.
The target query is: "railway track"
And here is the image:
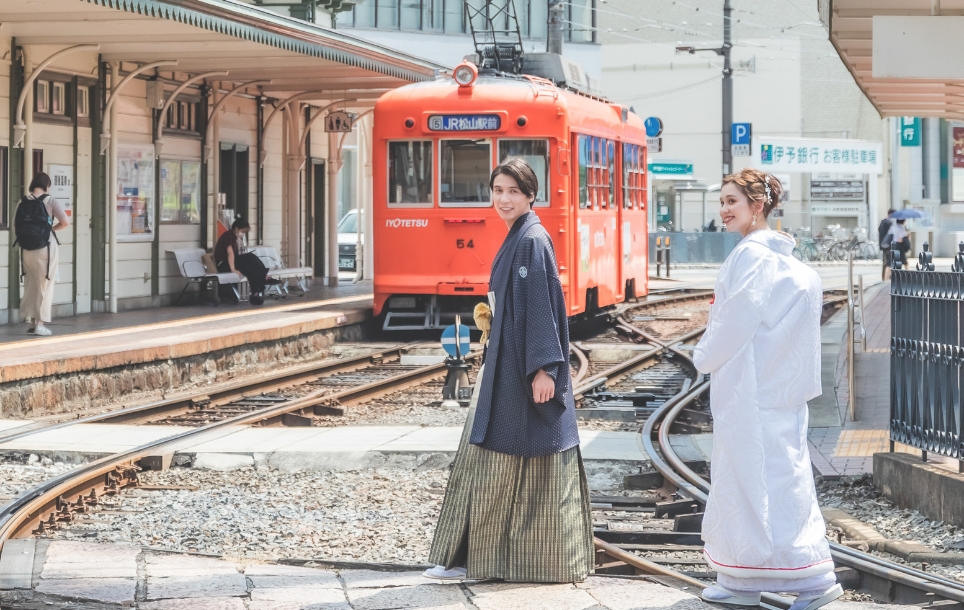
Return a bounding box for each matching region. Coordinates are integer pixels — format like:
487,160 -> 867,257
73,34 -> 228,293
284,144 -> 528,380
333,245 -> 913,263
0,343 -> 481,541
591,292 -> 964,609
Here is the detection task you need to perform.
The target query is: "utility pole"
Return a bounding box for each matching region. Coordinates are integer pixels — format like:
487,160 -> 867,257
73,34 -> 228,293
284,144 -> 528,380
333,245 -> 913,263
547,0 -> 564,55
721,0 -> 732,179
677,0 -> 733,182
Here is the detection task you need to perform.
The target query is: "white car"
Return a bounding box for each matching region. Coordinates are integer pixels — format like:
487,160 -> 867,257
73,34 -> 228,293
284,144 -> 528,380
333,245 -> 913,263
337,210 -> 364,272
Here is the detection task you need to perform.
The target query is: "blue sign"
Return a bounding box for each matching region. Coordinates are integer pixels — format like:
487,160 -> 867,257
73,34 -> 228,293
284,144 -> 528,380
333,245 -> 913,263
441,324 -> 471,358
428,114 -> 501,131
644,116 -> 663,138
732,123 -> 752,145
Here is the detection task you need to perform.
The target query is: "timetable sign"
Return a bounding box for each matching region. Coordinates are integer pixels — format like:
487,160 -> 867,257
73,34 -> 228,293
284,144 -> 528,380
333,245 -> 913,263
428,114 -> 501,131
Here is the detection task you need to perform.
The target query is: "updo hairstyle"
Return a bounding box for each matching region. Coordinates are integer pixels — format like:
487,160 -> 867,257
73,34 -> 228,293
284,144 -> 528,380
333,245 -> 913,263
722,168 -> 784,219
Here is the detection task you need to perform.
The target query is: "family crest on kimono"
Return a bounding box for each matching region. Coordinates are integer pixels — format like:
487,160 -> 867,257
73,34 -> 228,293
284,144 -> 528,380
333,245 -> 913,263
423,157 -> 594,584
694,168 -> 842,610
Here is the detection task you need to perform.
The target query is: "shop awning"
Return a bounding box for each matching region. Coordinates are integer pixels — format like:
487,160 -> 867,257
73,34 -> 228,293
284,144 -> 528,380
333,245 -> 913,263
824,0 -> 964,119
3,0 -> 446,100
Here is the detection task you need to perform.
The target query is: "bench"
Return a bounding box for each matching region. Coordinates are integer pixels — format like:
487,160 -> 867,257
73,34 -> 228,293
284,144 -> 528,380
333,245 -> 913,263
248,246 -> 312,296
170,248 -> 246,305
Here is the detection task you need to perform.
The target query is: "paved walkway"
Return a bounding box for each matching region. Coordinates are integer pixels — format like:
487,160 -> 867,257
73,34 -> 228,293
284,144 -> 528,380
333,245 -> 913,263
0,540 -> 914,609
0,421 -> 646,467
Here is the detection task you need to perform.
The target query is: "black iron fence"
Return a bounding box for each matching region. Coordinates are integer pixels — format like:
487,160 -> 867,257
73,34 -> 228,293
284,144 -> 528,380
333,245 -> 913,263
890,243 -> 964,463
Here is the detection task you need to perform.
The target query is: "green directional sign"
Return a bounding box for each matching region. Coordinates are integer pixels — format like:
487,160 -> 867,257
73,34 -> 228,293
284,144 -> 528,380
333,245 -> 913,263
900,117 -> 921,147
648,161 -> 693,175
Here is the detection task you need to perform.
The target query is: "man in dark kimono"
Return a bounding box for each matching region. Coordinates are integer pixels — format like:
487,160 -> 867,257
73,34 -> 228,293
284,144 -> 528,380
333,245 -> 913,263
424,158 -> 593,584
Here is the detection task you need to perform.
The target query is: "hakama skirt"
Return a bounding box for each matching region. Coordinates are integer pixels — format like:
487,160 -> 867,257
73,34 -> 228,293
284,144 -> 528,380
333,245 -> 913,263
428,366 -> 594,583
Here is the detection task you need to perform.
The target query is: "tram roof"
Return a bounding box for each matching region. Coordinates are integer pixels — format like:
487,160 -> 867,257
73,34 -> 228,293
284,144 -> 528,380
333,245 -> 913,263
3,0 -> 446,101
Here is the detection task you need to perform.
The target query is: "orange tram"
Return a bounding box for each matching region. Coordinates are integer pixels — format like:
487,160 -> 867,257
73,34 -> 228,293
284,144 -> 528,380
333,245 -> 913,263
373,62 -> 650,330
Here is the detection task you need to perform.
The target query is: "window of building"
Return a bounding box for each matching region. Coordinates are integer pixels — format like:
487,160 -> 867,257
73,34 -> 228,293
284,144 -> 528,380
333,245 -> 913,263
498,139 -> 549,206
165,99 -> 198,134
623,143 -> 647,210
35,80 -> 49,113
336,0 -> 593,40
77,86 -> 89,118
440,139 -> 491,207
116,145 -> 155,242
577,135 -> 613,209
160,159 -> 201,224
388,141 -> 433,207
51,82 -> 66,115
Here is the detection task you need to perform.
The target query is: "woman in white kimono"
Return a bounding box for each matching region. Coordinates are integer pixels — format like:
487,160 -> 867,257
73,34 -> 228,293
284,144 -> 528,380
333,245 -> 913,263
694,169 -> 841,610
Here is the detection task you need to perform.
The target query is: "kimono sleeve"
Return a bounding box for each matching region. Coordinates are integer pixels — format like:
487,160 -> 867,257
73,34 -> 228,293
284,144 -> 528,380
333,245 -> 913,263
693,245 -> 773,374
521,235 -> 567,381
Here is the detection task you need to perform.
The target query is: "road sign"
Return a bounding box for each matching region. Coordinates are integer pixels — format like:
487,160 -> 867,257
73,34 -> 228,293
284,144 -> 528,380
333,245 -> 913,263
900,117 -> 921,146
441,324 -> 471,358
648,161 -> 693,176
646,137 -> 662,152
644,117 -> 663,138
731,144 -> 750,157
732,122 -> 752,145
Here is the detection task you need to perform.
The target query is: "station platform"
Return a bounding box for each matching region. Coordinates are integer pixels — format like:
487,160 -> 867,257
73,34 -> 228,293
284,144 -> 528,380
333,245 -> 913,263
0,284 -> 374,417
807,259 -> 961,478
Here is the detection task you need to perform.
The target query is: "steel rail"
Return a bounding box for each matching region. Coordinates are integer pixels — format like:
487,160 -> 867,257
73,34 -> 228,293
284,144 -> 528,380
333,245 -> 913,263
0,347 -> 477,542
0,342 -> 425,443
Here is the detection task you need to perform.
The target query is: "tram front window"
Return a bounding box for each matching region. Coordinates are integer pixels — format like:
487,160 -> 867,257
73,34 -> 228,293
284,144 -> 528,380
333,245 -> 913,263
388,141 -> 433,207
440,139 -> 491,207
498,139 -> 549,207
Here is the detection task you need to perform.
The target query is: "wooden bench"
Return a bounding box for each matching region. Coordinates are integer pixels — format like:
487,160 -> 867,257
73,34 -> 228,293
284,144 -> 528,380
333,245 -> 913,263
248,246 -> 312,296
170,248 -> 246,305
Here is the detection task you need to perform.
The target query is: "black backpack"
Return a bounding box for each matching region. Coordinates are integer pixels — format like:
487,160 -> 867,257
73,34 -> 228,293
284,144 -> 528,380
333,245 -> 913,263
14,194 -> 59,280
14,194 -> 53,251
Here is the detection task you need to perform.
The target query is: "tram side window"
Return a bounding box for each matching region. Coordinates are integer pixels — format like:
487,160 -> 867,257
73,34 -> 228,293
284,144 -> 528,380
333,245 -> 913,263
498,139 -> 549,207
577,135 -> 613,209
623,143 -> 647,210
388,141 -> 433,208
440,139 -> 491,207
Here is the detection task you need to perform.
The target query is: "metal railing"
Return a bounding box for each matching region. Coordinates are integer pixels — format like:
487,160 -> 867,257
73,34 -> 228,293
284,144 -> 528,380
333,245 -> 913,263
889,242 -> 964,470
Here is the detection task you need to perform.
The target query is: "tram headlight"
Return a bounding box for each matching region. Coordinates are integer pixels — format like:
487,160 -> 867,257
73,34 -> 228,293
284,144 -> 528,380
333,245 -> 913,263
453,61 -> 478,88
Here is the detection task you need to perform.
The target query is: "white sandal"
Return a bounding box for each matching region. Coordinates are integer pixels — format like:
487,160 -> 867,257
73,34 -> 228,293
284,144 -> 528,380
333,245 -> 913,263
788,584 -> 843,610
701,585 -> 761,606
422,565 -> 467,583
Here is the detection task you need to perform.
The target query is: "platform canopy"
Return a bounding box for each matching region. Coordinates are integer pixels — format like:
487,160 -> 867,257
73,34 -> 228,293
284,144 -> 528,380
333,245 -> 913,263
824,0 -> 964,119
1,0 -> 445,101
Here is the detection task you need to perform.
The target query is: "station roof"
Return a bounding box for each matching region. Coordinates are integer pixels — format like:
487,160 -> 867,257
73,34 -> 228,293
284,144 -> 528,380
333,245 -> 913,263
824,0 -> 964,118
3,0 -> 447,101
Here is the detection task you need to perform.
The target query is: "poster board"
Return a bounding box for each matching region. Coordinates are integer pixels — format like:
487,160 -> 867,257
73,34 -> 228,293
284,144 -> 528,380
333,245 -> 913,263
48,164 -> 73,217
116,145 -> 155,242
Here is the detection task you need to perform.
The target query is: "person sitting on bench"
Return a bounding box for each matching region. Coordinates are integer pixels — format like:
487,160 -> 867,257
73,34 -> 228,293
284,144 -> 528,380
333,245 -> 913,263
214,217 -> 271,306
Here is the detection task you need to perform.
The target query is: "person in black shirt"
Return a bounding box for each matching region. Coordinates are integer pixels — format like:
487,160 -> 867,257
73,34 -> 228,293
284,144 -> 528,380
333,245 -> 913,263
213,218 -> 269,305
878,209 -> 895,280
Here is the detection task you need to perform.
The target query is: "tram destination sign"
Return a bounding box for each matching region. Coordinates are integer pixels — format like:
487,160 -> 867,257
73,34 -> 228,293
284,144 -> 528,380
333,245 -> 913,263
428,114 -> 501,131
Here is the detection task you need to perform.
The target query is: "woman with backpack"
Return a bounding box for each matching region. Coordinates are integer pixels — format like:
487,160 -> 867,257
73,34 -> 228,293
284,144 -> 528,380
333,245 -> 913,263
18,172 -> 69,336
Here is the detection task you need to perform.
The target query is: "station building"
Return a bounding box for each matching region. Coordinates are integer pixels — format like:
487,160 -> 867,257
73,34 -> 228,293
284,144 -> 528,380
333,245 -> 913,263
0,0 -> 443,324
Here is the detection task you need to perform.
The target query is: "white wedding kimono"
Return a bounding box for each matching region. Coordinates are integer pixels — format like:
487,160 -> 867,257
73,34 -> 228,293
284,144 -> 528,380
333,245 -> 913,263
693,230 -> 835,593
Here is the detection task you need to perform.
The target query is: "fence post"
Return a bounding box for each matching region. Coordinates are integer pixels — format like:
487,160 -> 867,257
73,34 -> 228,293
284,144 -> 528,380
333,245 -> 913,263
848,250 -> 856,421
665,236 -> 671,279
656,237 -> 662,277
858,274 -> 866,352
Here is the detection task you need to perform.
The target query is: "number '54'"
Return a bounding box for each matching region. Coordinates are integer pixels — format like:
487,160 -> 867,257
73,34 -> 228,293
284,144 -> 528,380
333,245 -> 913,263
456,240 -> 475,249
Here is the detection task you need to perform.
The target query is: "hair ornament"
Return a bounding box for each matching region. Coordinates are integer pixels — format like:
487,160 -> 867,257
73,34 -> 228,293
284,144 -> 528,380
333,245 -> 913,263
764,174 -> 772,206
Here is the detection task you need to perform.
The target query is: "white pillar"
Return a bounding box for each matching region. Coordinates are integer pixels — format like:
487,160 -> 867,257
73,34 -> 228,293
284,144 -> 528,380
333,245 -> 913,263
23,47 -> 33,190
283,104 -> 303,267
923,117 -> 941,201
890,117 -> 901,209
326,131 -> 341,286
108,62 -> 119,313
355,114 -> 372,283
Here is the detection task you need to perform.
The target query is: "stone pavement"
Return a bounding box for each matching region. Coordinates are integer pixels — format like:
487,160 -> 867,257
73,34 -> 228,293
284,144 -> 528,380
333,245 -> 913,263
0,540 -> 916,610
0,421 -> 647,469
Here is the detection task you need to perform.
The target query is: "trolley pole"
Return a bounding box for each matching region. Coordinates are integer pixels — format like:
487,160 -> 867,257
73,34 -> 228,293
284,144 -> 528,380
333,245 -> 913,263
721,0 -> 732,179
